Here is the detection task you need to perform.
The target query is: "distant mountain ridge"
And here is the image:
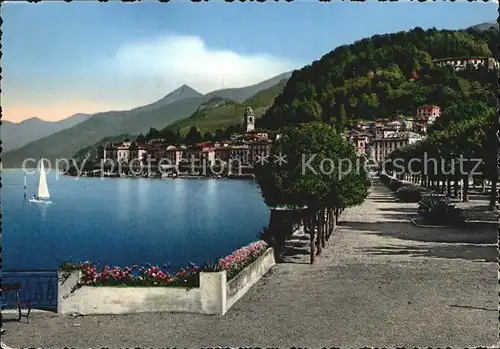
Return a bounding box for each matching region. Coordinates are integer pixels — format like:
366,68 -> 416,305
163,78 -> 289,135
468,21 -> 499,32
204,72 -> 292,102
2,72 -> 292,168
1,113 -> 92,152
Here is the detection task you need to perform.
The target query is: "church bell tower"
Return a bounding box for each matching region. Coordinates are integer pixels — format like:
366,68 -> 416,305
244,107 -> 255,132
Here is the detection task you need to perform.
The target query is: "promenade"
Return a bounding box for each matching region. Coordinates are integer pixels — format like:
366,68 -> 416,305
2,179 -> 497,348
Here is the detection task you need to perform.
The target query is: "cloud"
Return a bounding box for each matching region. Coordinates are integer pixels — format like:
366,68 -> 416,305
111,35 -> 300,93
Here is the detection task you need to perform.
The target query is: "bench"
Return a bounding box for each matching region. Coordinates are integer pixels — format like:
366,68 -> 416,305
1,283 -> 32,323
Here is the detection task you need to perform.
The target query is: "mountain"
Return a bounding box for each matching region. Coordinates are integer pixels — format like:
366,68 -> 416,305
131,85 -> 203,114
164,78 -> 288,135
1,113 -> 91,152
468,21 -> 499,32
204,72 -> 292,102
2,96 -> 203,168
259,26 -> 498,130
2,73 -> 291,168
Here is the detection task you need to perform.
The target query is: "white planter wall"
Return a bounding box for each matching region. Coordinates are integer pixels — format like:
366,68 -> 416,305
57,248 -> 275,316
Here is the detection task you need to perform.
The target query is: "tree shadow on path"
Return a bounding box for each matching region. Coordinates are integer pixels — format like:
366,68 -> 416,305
359,243 -> 497,262
338,221 -> 497,244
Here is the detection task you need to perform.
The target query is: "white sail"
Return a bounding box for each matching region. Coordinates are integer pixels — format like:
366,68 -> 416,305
37,160 -> 50,199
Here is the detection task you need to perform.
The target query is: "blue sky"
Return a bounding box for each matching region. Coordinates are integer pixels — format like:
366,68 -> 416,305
2,1 -> 497,122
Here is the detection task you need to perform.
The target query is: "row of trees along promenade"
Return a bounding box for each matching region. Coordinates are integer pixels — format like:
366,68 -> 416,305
384,100 -> 498,210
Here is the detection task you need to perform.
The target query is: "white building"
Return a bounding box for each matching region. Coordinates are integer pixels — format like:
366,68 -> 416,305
431,57 -> 499,71
371,131 -> 423,163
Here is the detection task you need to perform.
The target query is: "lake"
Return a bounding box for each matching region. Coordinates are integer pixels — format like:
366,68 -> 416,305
1,169 -> 270,271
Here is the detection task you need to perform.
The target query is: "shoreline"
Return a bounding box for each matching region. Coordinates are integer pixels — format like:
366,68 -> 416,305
62,172 -> 256,180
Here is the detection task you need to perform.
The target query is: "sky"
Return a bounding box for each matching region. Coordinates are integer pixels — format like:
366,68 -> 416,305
2,1 -> 497,123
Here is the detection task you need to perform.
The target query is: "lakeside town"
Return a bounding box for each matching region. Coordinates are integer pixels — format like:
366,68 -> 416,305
2,3 -> 499,347
75,103 -> 442,179
70,57 -> 499,179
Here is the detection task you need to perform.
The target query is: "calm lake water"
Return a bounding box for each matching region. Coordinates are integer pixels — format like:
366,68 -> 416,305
1,170 -> 270,271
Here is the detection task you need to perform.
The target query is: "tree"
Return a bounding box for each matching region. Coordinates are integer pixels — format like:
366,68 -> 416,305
214,129 -> 226,141
146,128 -> 160,140
202,132 -> 214,142
255,122 -> 370,262
135,133 -> 146,144
184,126 -> 203,145
337,104 -> 347,133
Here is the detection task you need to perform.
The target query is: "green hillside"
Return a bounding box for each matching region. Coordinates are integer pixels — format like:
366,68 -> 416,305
259,27 -> 498,130
164,79 -> 288,135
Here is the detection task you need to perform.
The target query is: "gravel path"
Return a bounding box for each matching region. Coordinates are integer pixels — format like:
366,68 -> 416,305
2,179 -> 497,348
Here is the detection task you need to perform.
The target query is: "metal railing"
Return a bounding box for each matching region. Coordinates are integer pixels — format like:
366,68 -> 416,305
1,270 -> 58,310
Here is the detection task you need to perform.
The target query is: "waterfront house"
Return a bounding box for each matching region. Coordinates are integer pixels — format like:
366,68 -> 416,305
214,144 -> 231,163
129,143 -> 148,164
185,144 -> 202,163
165,145 -> 183,166
103,143 -> 118,162
249,140 -> 272,166
230,145 -> 250,165
201,146 -> 216,166
371,131 -> 423,163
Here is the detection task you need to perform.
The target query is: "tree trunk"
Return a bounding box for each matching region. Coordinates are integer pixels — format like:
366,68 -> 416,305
320,210 -> 326,249
309,212 -> 315,264
268,209 -> 292,262
463,176 -> 469,202
489,177 -> 498,211
316,210 -> 323,255
325,209 -> 331,241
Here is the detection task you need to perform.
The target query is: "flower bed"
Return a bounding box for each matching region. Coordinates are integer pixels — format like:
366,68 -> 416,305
79,263 -> 200,287
208,240 -> 269,281
59,240 -> 269,288
57,241 -> 275,316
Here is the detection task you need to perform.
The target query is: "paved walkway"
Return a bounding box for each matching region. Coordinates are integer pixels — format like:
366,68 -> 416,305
2,179 -> 497,348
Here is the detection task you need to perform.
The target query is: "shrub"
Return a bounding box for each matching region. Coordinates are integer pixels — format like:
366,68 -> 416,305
396,185 -> 426,202
379,173 -> 405,191
418,194 -> 464,226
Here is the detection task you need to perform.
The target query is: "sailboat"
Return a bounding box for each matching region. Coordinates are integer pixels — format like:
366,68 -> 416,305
29,158 -> 52,204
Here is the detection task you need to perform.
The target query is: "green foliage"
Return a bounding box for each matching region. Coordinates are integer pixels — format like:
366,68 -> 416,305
255,122 -> 370,211
418,194 -> 464,226
259,27 -> 497,130
165,79 -> 287,135
395,185 -> 426,203
337,104 -> 347,133
184,126 -> 203,145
